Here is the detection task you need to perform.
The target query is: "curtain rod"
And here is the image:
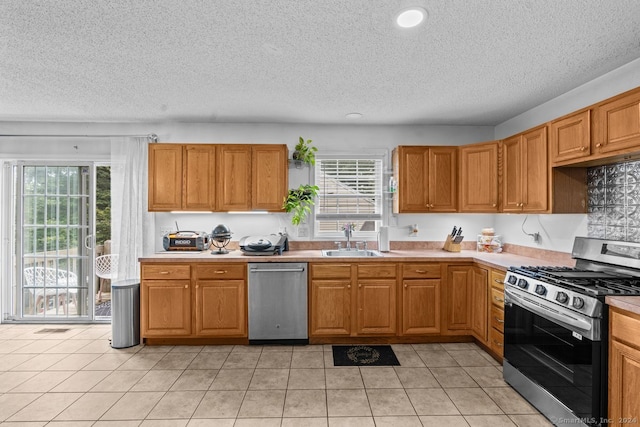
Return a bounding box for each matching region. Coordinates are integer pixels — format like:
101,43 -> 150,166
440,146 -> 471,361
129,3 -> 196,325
0,133 -> 158,142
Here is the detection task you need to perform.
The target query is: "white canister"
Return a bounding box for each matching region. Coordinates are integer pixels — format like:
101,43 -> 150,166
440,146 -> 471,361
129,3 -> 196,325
379,226 -> 390,252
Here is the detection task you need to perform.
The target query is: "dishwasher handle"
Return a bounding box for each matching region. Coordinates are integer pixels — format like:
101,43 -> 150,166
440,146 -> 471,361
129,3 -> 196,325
249,267 -> 305,273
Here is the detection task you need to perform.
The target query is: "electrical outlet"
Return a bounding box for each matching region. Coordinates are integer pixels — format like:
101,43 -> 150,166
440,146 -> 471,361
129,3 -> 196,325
409,224 -> 419,237
297,227 -> 309,238
160,227 -> 172,237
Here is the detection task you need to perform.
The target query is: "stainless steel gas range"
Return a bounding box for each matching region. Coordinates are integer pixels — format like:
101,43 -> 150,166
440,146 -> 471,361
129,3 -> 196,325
503,237 -> 640,427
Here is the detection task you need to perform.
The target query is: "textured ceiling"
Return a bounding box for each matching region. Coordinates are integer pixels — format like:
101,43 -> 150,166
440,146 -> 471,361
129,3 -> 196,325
1,0 -> 640,125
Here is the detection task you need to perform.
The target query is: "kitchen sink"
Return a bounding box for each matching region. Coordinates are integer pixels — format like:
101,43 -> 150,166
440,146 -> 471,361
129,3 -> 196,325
321,249 -> 383,257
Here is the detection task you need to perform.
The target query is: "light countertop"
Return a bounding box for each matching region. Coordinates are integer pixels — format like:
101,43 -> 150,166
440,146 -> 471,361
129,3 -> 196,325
140,249 -> 573,271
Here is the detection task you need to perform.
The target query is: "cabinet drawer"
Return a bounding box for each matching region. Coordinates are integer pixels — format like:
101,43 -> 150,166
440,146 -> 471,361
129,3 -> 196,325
142,264 -> 191,280
311,263 -> 351,279
358,264 -> 396,278
611,308 -> 640,345
490,305 -> 505,333
489,327 -> 504,357
401,263 -> 440,279
490,269 -> 506,291
490,287 -> 504,309
196,264 -> 245,280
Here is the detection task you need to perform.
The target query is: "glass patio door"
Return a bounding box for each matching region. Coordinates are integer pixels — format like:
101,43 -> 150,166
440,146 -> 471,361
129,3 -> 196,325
17,163 -> 95,320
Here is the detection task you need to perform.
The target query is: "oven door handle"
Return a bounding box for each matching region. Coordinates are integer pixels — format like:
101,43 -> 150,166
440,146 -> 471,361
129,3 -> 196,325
504,288 -> 593,332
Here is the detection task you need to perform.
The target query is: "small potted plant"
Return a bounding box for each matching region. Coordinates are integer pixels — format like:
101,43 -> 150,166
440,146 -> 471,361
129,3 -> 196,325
292,136 -> 318,167
282,184 -> 319,226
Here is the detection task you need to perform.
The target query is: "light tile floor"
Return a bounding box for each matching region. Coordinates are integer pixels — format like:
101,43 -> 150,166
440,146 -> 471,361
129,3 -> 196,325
0,324 -> 554,426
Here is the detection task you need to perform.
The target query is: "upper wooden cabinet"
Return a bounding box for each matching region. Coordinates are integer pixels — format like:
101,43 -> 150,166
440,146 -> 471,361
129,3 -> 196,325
251,145 -> 288,211
393,146 -> 457,213
148,143 -> 288,212
217,145 -> 252,211
594,87 -> 640,155
184,145 -> 217,210
502,126 -> 548,213
459,141 -> 499,212
549,110 -> 591,164
148,144 -> 183,211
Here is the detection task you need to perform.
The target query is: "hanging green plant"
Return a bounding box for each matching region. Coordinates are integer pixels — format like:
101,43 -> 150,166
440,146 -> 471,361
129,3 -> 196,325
282,184 -> 319,226
292,136 -> 318,166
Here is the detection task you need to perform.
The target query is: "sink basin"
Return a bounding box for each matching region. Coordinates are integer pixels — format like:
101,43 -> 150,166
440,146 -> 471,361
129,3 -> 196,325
321,249 -> 383,257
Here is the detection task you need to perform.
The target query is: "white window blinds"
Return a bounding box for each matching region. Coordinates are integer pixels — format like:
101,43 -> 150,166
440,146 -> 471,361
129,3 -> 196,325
314,157 -> 383,233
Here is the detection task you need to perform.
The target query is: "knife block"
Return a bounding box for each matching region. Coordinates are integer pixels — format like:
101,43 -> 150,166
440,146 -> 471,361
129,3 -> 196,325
443,235 -> 461,252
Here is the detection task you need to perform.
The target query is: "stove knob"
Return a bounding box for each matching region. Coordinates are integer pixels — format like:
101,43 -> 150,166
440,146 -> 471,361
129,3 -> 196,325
507,275 -> 518,285
573,297 -> 585,309
517,278 -> 529,289
556,291 -> 568,304
534,284 -> 547,296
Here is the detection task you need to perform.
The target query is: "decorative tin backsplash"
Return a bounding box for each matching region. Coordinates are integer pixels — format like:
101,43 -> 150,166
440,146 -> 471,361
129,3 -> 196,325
587,161 -> 640,242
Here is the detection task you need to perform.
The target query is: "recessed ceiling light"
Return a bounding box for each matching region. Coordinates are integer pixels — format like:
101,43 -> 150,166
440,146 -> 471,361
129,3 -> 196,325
396,7 -> 427,28
345,112 -> 363,119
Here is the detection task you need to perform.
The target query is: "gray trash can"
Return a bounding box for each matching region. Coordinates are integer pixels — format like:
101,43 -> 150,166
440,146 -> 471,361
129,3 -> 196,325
110,279 -> 140,349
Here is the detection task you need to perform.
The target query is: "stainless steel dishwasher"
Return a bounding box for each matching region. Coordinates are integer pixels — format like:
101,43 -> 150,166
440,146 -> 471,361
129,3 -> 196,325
247,262 -> 308,344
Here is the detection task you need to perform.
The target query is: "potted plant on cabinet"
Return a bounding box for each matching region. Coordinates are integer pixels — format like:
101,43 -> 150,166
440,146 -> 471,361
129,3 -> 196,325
283,184 -> 319,226
292,136 -> 318,167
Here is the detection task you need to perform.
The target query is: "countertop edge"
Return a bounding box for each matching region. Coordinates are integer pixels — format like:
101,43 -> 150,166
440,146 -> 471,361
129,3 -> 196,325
606,296 -> 640,316
139,249 -> 573,271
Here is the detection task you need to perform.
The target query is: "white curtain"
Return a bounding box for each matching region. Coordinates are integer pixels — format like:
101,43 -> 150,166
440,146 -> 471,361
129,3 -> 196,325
111,137 -> 155,281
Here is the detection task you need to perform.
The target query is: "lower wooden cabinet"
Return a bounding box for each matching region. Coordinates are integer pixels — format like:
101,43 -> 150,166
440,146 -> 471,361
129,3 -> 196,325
195,280 -> 245,336
445,265 -> 473,333
310,263 -> 398,338
310,279 -> 352,336
470,267 -> 488,344
402,279 -> 441,335
488,268 -> 506,359
141,279 -> 192,336
401,262 -> 441,335
141,264 -> 192,337
141,262 -> 247,340
357,279 -> 397,335
609,306 -> 640,425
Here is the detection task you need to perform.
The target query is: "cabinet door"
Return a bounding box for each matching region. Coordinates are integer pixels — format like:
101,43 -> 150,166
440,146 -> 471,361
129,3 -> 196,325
184,145 -> 216,210
252,145 -> 288,211
310,280 -> 351,336
428,147 -> 457,212
397,146 -> 429,212
550,110 -> 591,163
521,127 -> 548,212
446,266 -> 471,332
459,142 -> 499,212
148,144 -> 183,211
595,88 -> 640,155
217,145 -> 251,211
357,279 -> 397,335
471,267 -> 488,343
402,279 -> 440,335
195,280 -> 246,337
502,135 -> 523,212
609,339 -> 640,424
141,280 -> 191,336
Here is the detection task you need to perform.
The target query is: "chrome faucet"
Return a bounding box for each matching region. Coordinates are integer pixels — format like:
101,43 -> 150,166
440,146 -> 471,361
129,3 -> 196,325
342,223 -> 353,251
344,226 -> 352,250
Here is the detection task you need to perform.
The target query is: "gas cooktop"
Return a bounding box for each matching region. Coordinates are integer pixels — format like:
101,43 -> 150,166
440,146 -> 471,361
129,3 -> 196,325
508,266 -> 640,297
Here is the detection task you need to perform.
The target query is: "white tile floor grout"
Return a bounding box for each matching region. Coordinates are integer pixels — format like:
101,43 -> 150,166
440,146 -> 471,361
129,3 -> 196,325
0,324 -> 553,426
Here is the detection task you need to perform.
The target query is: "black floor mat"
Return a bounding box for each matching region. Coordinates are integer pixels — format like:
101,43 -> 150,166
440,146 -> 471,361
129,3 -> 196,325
332,345 -> 400,366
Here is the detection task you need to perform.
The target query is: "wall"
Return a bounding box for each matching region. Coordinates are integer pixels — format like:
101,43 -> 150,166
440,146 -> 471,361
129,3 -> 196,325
491,57 -> 640,254
1,122 -> 496,254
